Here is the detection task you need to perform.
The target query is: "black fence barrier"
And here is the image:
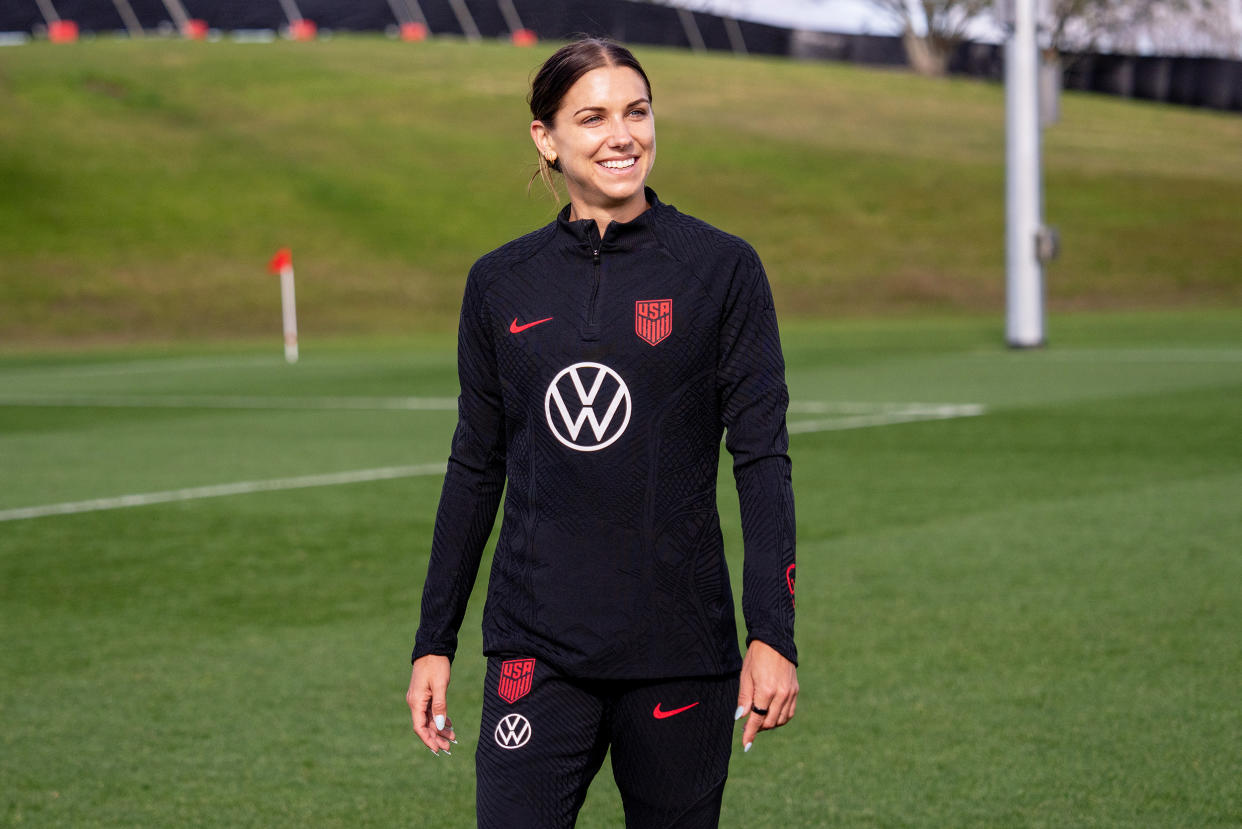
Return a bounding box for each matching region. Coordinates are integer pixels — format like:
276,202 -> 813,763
1,0 -> 1235,113
1062,51 -> 1242,111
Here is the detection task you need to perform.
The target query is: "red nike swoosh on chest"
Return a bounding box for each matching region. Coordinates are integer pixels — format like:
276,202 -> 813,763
509,316 -> 553,334
652,701 -> 700,719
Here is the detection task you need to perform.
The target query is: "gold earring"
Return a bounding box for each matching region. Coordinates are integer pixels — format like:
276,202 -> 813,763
546,153 -> 557,164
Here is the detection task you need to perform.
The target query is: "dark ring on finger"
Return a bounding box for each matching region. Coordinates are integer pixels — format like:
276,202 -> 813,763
751,705 -> 770,716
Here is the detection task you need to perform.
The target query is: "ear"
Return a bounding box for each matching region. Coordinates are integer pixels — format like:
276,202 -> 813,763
530,120 -> 556,161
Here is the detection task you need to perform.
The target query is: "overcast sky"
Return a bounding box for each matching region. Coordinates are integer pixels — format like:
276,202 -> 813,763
668,0 -> 1007,42
669,0 -> 903,36
668,0 -> 1242,54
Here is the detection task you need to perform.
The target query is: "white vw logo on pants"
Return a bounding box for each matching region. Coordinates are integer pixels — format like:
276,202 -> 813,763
494,713 -> 532,749
544,362 -> 631,452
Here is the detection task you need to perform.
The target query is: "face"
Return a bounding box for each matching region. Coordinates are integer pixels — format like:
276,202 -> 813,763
531,65 -> 656,219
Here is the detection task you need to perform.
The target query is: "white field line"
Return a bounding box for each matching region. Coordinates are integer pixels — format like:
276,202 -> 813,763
0,401 -> 985,522
787,404 -> 986,434
0,463 -> 447,523
788,401 -> 983,414
0,395 -> 977,417
0,394 -> 458,411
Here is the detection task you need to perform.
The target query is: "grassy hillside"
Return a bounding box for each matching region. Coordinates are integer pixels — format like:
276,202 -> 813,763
1,36 -> 1240,344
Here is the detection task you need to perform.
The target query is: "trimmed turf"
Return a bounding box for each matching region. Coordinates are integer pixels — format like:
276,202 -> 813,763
2,309 -> 1240,826
2,37 -> 1241,344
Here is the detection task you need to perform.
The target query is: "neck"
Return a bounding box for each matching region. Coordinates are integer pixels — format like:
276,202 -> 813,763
567,192 -> 650,237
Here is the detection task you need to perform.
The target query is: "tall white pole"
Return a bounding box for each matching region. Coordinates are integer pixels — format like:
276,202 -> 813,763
1005,0 -> 1046,347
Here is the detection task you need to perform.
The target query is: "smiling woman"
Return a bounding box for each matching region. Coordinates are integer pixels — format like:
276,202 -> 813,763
527,40 -> 656,228
406,37 -> 799,829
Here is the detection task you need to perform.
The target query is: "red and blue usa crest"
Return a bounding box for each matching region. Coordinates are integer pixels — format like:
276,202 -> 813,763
497,658 -> 536,704
635,299 -> 672,346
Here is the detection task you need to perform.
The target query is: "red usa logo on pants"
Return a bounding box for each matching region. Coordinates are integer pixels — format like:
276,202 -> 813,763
498,658 -> 536,704
635,299 -> 672,346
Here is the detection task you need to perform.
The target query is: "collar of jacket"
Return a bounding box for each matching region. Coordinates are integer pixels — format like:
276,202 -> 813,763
554,186 -> 664,255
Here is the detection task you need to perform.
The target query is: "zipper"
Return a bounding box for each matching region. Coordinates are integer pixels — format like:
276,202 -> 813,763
587,248 -> 601,325
583,247 -> 601,340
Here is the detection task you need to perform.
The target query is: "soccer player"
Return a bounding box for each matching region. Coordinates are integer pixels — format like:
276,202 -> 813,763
407,37 -> 797,828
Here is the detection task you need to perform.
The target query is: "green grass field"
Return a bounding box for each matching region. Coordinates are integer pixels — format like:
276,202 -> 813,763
2,31 -> 1240,827
3,310 -> 1240,827
2,37 -> 1241,344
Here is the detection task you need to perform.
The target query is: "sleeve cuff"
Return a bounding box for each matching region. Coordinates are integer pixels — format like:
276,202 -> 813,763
745,631 -> 798,668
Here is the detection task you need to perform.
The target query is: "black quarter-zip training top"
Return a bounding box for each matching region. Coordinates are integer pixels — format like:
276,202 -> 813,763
412,189 -> 796,679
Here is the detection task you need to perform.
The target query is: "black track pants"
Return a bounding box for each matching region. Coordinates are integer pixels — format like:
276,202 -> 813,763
476,656 -> 740,829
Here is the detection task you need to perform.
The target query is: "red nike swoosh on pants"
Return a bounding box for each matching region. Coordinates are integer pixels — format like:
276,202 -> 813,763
509,317 -> 553,334
652,702 -> 700,719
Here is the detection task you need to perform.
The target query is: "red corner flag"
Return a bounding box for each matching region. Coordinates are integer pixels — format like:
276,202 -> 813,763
268,247 -> 292,274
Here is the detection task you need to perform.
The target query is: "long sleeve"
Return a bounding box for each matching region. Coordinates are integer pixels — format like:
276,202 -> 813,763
412,265 -> 507,663
717,247 -> 797,666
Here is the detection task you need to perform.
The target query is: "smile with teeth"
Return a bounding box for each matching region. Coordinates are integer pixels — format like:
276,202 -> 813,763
599,157 -> 637,169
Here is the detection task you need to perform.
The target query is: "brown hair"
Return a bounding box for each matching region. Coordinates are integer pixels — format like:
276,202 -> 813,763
528,37 -> 652,199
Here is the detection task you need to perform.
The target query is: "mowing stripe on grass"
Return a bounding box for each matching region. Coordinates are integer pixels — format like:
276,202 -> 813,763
0,463 -> 447,523
0,402 -> 985,522
0,355 -> 286,378
0,396 -> 982,416
964,348 -> 1242,363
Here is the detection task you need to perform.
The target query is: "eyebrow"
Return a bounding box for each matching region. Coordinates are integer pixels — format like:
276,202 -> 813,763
572,98 -> 651,117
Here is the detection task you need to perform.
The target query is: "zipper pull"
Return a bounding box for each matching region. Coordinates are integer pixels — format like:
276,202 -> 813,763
592,249 -> 600,264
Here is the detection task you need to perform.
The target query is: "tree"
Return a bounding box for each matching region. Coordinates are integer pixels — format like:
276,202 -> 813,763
1045,0 -> 1240,57
867,0 -> 995,75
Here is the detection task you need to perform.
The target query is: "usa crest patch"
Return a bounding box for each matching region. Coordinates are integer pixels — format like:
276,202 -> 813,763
635,299 -> 672,346
497,658 -> 536,704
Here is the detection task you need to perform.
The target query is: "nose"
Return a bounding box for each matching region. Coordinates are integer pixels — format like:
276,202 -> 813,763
606,115 -> 633,149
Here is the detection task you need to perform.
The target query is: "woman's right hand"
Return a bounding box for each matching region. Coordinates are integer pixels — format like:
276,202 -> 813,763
407,654 -> 456,755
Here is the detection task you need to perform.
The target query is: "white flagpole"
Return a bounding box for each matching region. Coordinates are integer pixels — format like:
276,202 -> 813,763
268,249 -> 299,363
280,263 -> 299,364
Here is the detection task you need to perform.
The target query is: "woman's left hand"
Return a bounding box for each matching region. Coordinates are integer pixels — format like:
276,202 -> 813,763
736,639 -> 798,753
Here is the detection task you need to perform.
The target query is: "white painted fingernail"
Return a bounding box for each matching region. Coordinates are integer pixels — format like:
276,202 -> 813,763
442,749 -> 451,756
450,738 -> 459,745
744,742 -> 753,753
434,715 -> 446,731
430,748 -> 439,756
734,705 -> 747,721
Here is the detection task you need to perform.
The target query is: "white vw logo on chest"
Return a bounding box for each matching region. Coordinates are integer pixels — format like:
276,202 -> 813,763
544,362 -> 631,452
494,713 -> 532,749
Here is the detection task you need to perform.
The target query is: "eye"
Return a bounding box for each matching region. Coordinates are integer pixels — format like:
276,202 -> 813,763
629,108 -> 649,118
582,114 -> 603,125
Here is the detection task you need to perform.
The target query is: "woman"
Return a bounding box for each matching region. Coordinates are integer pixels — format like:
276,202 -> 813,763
407,37 -> 798,828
